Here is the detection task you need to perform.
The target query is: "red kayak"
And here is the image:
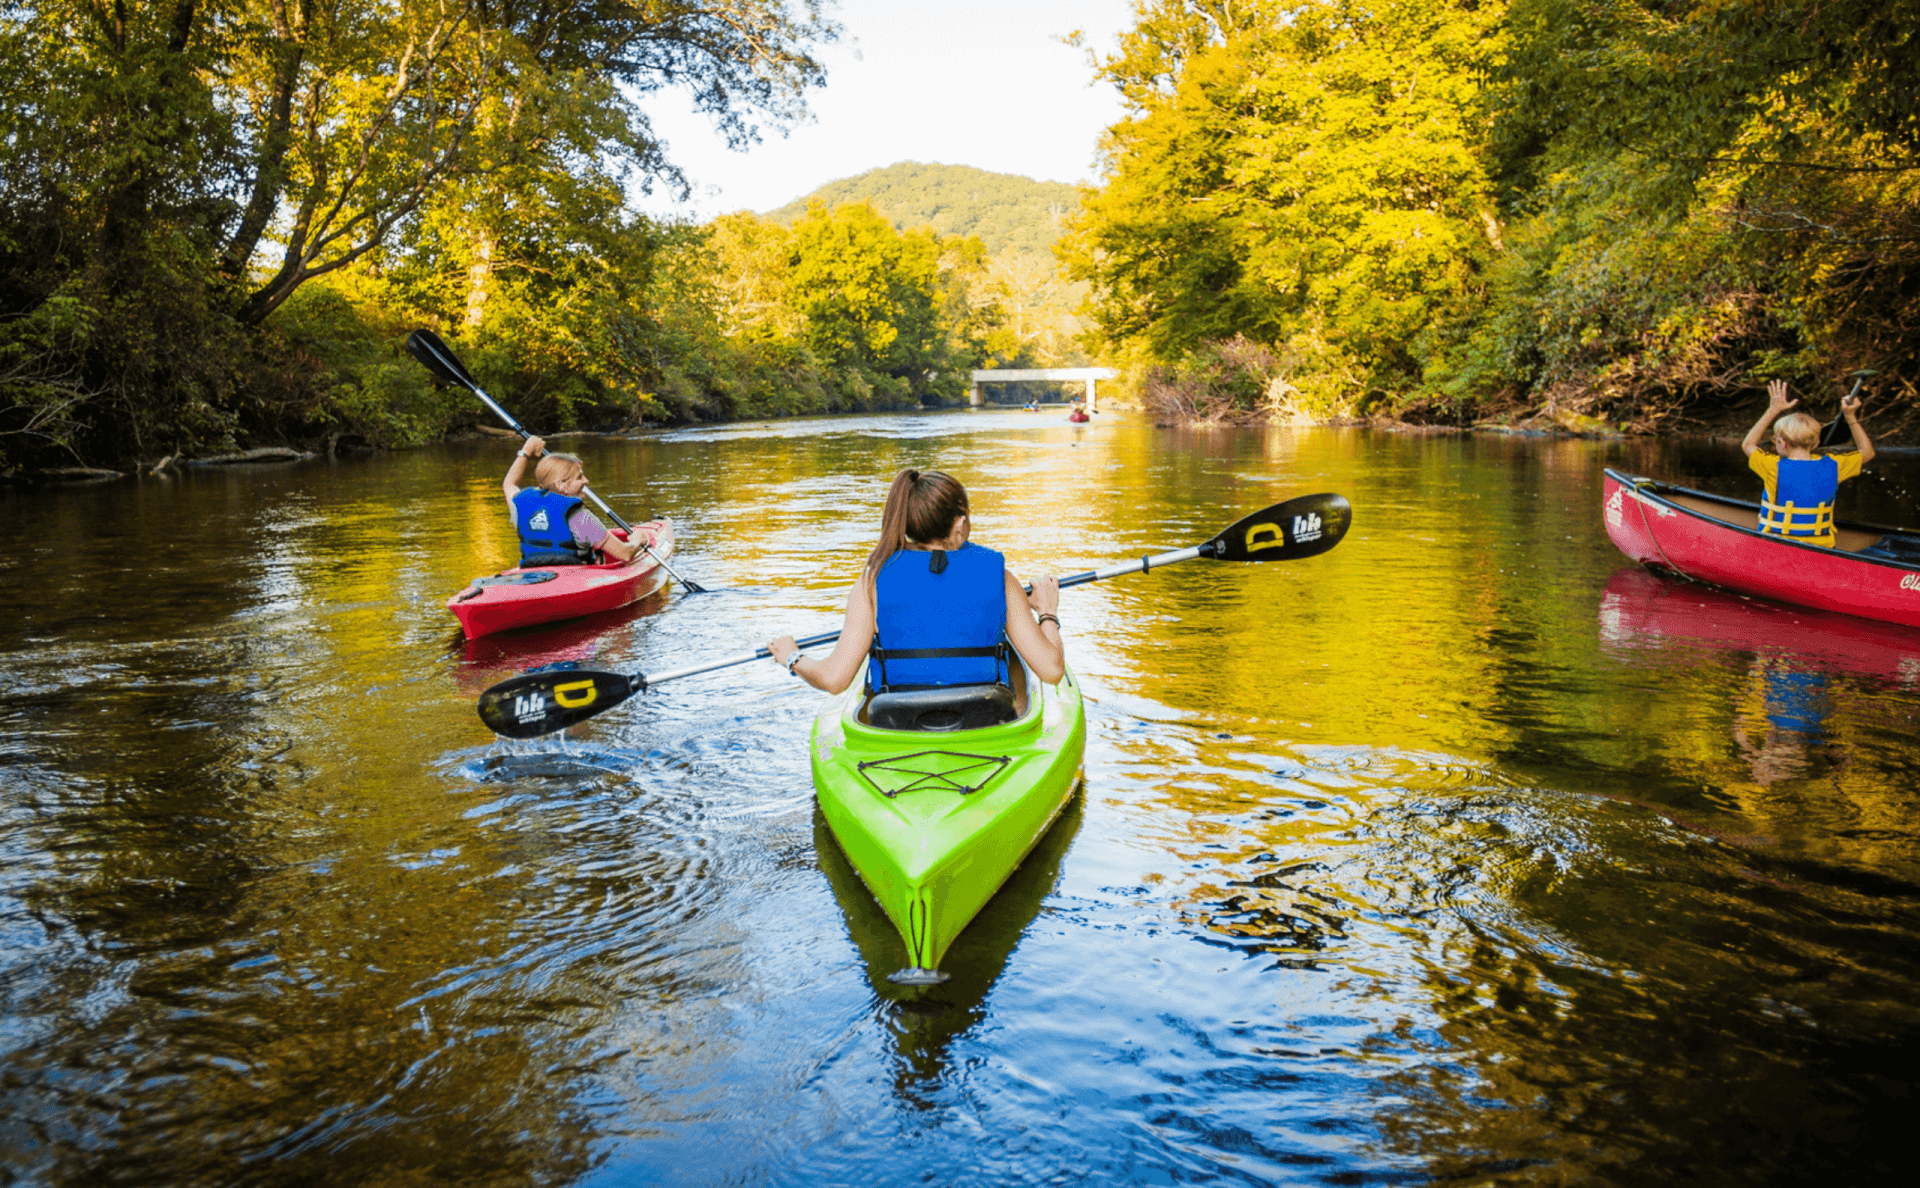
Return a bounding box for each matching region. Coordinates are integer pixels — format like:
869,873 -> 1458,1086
448,520 -> 675,639
1602,468 -> 1920,629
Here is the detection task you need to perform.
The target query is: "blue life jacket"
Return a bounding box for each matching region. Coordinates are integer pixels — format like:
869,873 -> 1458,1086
868,543 -> 1010,691
514,488 -> 595,566
1758,455 -> 1840,539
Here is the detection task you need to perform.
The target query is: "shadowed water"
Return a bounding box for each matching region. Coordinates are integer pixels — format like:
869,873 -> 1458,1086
2,412 -> 1917,1186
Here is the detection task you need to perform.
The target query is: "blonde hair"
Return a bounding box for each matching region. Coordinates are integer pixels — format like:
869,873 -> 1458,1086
533,452 -> 583,491
1773,413 -> 1820,451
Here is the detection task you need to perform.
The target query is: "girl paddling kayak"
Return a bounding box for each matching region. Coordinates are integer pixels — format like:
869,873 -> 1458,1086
767,468 -> 1063,694
503,435 -> 664,565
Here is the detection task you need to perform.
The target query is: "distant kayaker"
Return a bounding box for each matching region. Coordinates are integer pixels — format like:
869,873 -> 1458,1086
1740,379 -> 1875,548
503,436 -> 663,565
768,468 -> 1064,693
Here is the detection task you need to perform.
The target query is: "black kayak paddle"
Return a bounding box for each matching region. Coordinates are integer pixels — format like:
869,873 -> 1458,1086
1817,368 -> 1877,451
476,491 -> 1354,739
404,328 -> 707,593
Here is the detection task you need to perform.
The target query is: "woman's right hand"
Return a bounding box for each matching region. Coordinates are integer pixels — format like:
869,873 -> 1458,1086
1027,574 -> 1060,619
522,435 -> 546,457
768,635 -> 798,668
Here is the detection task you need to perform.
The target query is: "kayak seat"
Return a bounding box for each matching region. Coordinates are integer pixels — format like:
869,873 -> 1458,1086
865,683 -> 1018,732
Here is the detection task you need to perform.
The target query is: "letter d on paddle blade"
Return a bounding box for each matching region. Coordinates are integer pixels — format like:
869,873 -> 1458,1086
478,668 -> 640,738
1210,492 -> 1353,562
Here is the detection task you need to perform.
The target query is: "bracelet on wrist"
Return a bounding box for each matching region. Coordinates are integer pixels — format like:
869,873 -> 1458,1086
785,651 -> 805,674
1037,613 -> 1059,628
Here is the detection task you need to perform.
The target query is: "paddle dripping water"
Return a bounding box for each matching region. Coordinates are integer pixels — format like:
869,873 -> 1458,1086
2,415 -> 1918,1186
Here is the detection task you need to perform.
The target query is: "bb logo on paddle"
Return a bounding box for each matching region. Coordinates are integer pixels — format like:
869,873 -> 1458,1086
514,692 -> 546,722
1246,512 -> 1321,553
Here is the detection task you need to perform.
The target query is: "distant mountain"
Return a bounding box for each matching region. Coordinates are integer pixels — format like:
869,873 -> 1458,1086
763,162 -> 1081,257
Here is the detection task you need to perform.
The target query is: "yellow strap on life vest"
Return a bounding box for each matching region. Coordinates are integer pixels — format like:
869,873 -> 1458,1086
1757,498 -> 1833,538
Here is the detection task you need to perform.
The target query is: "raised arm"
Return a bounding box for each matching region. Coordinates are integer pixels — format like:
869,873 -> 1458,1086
1841,392 -> 1876,465
1742,381 -> 1795,457
502,434 -> 546,512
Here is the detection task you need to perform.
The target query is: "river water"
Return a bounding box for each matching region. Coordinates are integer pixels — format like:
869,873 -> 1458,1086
3,411 -> 1917,1186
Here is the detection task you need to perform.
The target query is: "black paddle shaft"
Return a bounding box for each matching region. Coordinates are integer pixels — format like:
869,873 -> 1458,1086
475,491 -> 1354,738
1819,369 -> 1877,450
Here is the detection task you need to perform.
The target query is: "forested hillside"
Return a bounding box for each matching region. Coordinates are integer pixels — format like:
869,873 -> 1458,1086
765,162 -> 1090,371
1064,0 -> 1920,433
765,162 -> 1080,258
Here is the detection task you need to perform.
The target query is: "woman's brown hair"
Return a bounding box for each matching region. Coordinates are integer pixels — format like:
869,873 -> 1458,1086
865,468 -> 969,576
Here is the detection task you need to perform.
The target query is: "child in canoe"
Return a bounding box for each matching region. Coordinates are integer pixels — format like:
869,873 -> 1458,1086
1740,379 -> 1875,548
768,468 -> 1063,693
503,436 -> 663,566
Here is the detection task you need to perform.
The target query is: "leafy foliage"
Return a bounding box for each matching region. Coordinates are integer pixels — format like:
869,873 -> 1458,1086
1063,0 -> 1502,418
0,1 -> 835,470
1073,0 -> 1920,428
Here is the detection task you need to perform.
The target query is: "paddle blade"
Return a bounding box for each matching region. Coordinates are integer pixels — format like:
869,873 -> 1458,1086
1208,492 -> 1352,562
477,668 -> 641,738
405,329 -> 480,391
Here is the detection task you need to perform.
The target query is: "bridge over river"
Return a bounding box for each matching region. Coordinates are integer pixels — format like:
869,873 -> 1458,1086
969,367 -> 1117,410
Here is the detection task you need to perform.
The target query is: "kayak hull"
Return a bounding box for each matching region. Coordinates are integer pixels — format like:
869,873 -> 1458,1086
811,663 -> 1086,977
448,521 -> 674,639
1602,469 -> 1920,628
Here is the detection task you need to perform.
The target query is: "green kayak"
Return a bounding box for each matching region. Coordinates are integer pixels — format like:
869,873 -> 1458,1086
811,661 -> 1086,983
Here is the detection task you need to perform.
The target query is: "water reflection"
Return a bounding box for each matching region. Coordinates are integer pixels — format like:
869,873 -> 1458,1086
5,422 -> 1920,1185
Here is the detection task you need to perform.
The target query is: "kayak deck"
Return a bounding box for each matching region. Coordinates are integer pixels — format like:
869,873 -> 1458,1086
811,659 -> 1086,980
447,521 -> 674,639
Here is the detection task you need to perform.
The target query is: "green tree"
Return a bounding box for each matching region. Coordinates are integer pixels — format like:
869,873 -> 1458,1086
0,2 -> 836,467
1062,0 -> 1502,412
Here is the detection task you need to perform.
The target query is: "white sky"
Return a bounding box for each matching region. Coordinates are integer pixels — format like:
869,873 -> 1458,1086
635,0 -> 1138,218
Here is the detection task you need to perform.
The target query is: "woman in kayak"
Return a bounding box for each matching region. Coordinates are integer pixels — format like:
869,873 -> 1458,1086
1740,379 -> 1875,548
768,468 -> 1063,693
503,436 -> 663,565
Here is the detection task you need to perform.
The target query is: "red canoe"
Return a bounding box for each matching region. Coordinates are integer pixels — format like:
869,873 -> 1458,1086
1602,468 -> 1920,629
447,520 -> 675,639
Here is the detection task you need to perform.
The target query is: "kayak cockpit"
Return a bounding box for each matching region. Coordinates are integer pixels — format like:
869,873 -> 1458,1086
853,655 -> 1035,732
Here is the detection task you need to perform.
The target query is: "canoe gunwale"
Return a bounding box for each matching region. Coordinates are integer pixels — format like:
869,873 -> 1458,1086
1605,468 -> 1918,559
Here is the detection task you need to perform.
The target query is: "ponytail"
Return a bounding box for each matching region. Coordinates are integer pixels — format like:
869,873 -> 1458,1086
865,468 -> 969,577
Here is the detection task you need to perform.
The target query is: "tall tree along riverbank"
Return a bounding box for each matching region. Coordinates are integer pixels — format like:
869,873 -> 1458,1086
1062,0 -> 1920,432
0,3 -> 1054,472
